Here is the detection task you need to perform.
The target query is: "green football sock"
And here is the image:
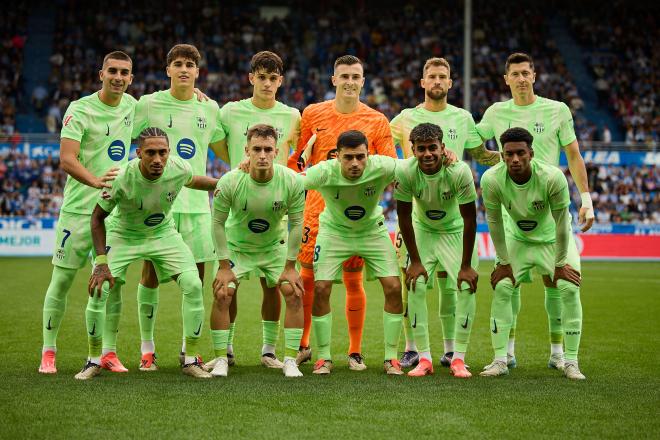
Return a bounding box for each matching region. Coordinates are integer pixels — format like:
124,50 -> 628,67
383,310 -> 403,360
178,271 -> 204,357
137,284 -> 159,342
400,268 -> 416,350
312,313 -> 332,360
262,320 -> 280,348
86,281 -> 114,359
509,284 -> 521,339
102,285 -> 122,352
407,278 -> 429,353
544,286 -> 564,345
42,266 -> 77,349
211,329 -> 230,358
558,280 -> 582,361
439,282 -> 457,342
490,278 -> 514,358
227,322 -> 236,348
284,327 -> 303,359
455,288 -> 476,354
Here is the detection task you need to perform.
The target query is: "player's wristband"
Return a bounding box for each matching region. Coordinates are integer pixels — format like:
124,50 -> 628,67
94,254 -> 108,266
580,192 -> 593,210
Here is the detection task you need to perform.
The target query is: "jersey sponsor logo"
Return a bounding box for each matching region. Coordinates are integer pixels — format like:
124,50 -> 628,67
533,122 -> 545,134
176,138 -> 196,159
144,213 -> 165,226
344,205 -> 366,220
426,210 -> 447,220
447,128 -> 458,140
63,115 -> 73,127
517,220 -> 538,231
532,200 -> 545,211
107,140 -> 126,161
248,219 -> 270,233
196,116 -> 207,129
272,201 -> 284,211
364,186 -> 376,197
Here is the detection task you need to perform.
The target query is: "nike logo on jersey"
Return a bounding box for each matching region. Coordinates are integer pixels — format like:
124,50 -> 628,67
146,306 -> 154,319
316,128 -> 327,132
46,317 -> 52,330
492,319 -> 498,334
168,115 -> 173,128
89,322 -> 96,336
193,322 -> 202,336
242,200 -> 247,211
138,200 -> 143,210
461,314 -> 469,329
334,191 -> 339,199
412,314 -> 417,329
416,190 -> 422,199
105,124 -> 110,136
243,123 -> 250,136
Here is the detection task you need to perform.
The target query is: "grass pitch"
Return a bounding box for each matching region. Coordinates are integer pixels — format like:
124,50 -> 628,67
1,258 -> 659,438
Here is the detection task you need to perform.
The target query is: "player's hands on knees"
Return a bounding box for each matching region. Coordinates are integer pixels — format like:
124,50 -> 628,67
237,158 -> 250,174
88,264 -> 114,298
213,268 -> 238,299
95,167 -> 120,189
405,260 -> 428,292
490,263 -> 515,289
193,88 -> 209,102
578,206 -> 595,232
278,267 -> 304,298
458,266 -> 479,293
441,149 -> 458,166
554,264 -> 581,287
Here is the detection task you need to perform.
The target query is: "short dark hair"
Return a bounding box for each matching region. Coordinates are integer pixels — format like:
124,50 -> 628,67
334,55 -> 362,70
251,51 -> 284,75
246,124 -> 278,142
103,51 -> 132,67
336,130 -> 368,151
137,127 -> 169,148
167,44 -> 201,66
500,127 -> 534,149
410,123 -> 444,144
505,52 -> 534,73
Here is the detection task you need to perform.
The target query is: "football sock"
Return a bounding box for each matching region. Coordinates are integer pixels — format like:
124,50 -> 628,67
545,286 -> 564,346
510,284 -> 521,340
137,284 -> 159,343
211,329 -> 230,358
178,271 -> 204,358
86,281 -> 116,359
419,351 -> 432,362
455,287 -> 476,354
551,344 -> 563,355
400,267 -> 417,351
102,284 -> 122,353
439,282 -> 457,343
558,279 -> 582,361
490,278 -> 515,359
383,310 -> 403,360
453,351 -> 465,362
343,270 -> 366,354
227,322 -> 236,353
141,340 -> 155,355
406,277 -> 430,353
300,266 -> 315,348
312,312 -> 332,360
508,338 -> 515,356
284,327 -> 303,359
262,320 -> 280,355
42,266 -> 77,349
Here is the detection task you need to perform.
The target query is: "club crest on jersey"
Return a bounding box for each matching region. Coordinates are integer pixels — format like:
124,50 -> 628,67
144,213 -> 165,226
166,191 -> 178,203
533,122 -> 545,134
344,205 -> 366,220
364,186 -> 376,197
248,219 -> 270,233
447,128 -> 458,140
177,138 -> 196,159
55,248 -> 65,260
441,191 -> 452,200
272,201 -> 284,211
532,200 -> 545,211
107,140 -> 126,161
426,210 -> 447,220
124,116 -> 131,126
517,220 -> 538,231
196,116 -> 207,129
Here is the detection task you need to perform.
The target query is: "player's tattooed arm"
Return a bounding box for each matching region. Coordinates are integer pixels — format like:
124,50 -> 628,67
467,144 -> 501,166
186,175 -> 219,191
88,204 -> 114,297
60,138 -> 119,189
396,199 -> 428,291
458,201 -> 479,292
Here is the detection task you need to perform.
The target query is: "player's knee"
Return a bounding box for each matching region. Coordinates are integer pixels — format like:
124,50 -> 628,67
281,286 -> 302,310
177,271 -> 202,298
49,266 -> 77,292
314,281 -> 332,302
382,277 -> 403,309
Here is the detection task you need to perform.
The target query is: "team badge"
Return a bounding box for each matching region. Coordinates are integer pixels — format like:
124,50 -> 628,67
124,116 -> 131,126
441,191 -> 452,200
55,248 -> 65,260
272,201 -> 284,211
533,122 -> 545,133
364,186 -> 376,197
197,116 -> 207,129
532,200 -> 545,211
448,128 -> 458,140
166,191 -> 178,203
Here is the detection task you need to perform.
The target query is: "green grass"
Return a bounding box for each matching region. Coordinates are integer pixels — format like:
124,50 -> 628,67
1,258 -> 659,438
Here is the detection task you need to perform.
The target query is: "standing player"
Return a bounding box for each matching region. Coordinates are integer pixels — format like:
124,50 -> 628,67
479,127 -> 584,380
131,44 -> 226,370
394,123 -> 479,378
210,51 -> 301,368
304,130 -> 403,375
39,51 -> 135,374
210,124 -> 306,378
476,52 -> 594,369
390,57 -> 499,369
80,127 -> 218,380
288,55 -> 396,369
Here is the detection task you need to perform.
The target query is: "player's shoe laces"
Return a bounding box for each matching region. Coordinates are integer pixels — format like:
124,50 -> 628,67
296,346 -> 312,365
179,352 -> 206,369
211,357 -> 229,377
399,350 -> 419,368
182,359 -> 212,378
261,353 -> 284,369
39,350 -> 57,374
100,352 -> 128,373
74,361 -> 102,380
139,352 -> 158,371
283,358 -> 303,378
407,358 -> 433,377
312,359 -> 333,375
440,352 -> 454,367
450,358 -> 472,378
548,353 -> 565,371
384,359 -> 404,375
563,362 -> 586,380
479,360 -> 509,377
507,353 -> 517,369
348,353 -> 367,371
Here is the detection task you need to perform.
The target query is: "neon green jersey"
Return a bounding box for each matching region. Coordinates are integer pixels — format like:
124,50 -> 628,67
97,156 -> 193,239
303,155 -> 396,237
59,92 -> 136,214
390,104 -> 482,159
213,164 -> 305,254
219,98 -> 301,167
132,90 -> 225,213
476,96 -> 576,166
394,158 -> 476,234
481,160 -> 570,244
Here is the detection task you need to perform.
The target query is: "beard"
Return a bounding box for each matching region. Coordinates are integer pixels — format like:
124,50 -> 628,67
426,89 -> 447,101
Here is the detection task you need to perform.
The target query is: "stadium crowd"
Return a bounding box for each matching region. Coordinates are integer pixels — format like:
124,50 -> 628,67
0,5 -> 27,140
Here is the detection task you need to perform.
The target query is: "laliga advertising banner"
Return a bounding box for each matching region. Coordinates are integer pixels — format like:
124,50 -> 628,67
0,218 -> 56,256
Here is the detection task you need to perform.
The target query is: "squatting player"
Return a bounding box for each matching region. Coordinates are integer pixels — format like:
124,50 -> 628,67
303,130 -> 403,376
288,55 -> 396,369
394,123 -> 479,378
476,52 -> 593,370
390,57 -> 499,369
39,51 -> 135,374
131,44 -> 225,370
480,127 -> 585,380
212,51 -> 301,368
81,127 -> 218,380
209,124 -> 306,378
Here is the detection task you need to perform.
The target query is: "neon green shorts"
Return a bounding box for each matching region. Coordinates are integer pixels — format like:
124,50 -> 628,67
106,232 -> 197,283
229,243 -> 287,288
313,225 -> 399,281
174,212 -> 215,263
504,233 -> 581,284
415,228 -> 479,290
51,211 -> 117,269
